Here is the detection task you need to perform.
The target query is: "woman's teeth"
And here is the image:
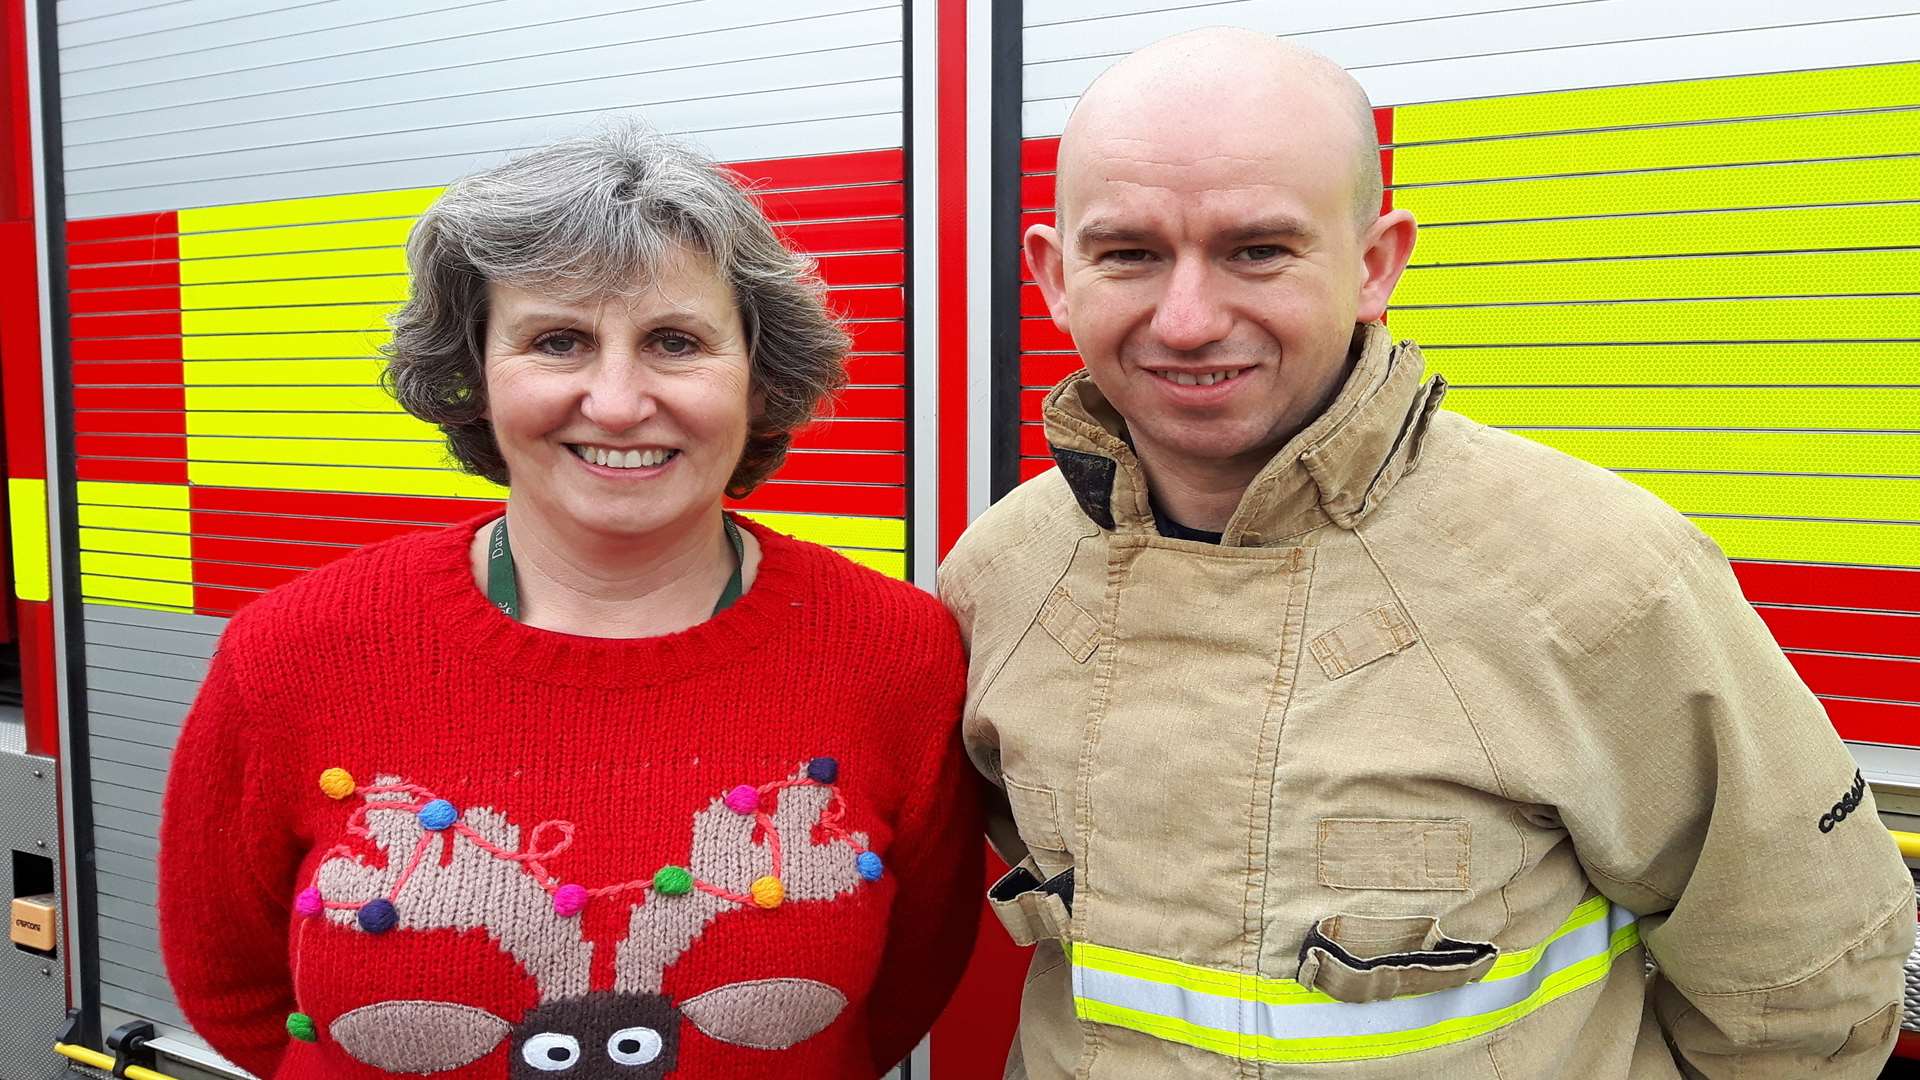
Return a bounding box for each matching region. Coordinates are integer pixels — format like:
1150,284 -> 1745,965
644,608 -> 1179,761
571,445 -> 676,469
1153,368 -> 1246,387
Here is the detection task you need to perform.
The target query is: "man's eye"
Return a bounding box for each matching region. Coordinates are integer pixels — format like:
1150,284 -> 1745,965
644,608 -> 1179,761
534,332 -> 584,356
1237,245 -> 1287,262
1104,249 -> 1152,264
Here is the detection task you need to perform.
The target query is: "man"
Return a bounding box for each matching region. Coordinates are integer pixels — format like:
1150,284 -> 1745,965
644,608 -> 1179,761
939,27 -> 1913,1080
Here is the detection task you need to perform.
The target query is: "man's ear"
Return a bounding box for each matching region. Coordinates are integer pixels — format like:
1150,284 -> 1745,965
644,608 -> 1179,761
1355,208 -> 1417,324
1024,222 -> 1071,333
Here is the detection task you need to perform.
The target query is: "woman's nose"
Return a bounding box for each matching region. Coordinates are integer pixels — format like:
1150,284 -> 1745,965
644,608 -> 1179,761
576,353 -> 659,433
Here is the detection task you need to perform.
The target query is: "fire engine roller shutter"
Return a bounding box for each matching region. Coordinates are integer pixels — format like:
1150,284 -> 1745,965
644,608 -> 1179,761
49,0 -> 910,1041
1011,0 -> 1920,762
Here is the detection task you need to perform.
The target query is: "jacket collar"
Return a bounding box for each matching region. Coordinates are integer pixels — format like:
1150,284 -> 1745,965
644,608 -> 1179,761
1041,323 -> 1447,546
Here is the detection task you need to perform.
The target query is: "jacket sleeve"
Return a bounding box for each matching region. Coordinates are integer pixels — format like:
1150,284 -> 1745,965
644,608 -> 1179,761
1543,529 -> 1914,1078
936,556 -> 1031,871
863,617 -> 987,1074
158,631 -> 302,1080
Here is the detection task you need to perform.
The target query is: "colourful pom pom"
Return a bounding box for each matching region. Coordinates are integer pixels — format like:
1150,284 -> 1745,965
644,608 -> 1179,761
653,866 -> 693,896
856,851 -> 884,881
724,785 -> 760,814
286,1012 -> 317,1043
358,899 -> 398,933
417,799 -> 458,831
806,757 -> 839,784
318,768 -> 355,800
294,887 -> 324,918
552,884 -> 589,917
751,875 -> 784,909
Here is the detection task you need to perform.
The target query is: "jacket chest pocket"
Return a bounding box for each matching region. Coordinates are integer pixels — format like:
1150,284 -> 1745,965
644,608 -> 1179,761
1317,818 -> 1471,891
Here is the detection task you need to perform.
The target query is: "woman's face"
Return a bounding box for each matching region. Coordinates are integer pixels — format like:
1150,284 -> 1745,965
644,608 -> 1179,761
482,246 -> 755,543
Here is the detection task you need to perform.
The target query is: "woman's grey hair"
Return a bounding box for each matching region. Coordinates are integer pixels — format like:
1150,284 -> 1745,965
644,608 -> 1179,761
383,126 -> 850,496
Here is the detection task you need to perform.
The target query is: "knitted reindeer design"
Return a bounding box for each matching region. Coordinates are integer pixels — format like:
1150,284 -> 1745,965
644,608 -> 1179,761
293,760 -> 879,1077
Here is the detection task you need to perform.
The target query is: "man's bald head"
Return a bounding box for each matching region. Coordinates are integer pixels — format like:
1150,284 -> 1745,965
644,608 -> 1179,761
1058,28 -> 1382,232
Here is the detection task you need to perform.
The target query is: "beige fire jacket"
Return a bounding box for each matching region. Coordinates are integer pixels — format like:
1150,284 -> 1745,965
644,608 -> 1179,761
938,324 -> 1915,1079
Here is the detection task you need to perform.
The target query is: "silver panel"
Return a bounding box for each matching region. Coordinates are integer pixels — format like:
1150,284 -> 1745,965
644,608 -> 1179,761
0,751 -> 68,1080
63,5 -> 898,128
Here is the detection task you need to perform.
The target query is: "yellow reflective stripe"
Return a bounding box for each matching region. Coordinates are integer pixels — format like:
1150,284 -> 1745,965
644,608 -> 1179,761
178,187 -> 440,233
76,481 -> 189,509
184,461 -> 504,499
79,551 -> 191,582
737,512 -> 905,552
1072,896 -> 1611,1009
1394,62 -> 1920,144
8,478 -> 49,602
1393,109 -> 1920,185
186,385 -> 400,411
834,547 -> 906,579
186,436 -> 454,469
1408,203 -> 1920,265
1397,249 -> 1920,307
183,359 -> 387,386
178,218 -> 416,259
77,504 -> 191,536
1624,473 -> 1920,525
1425,342 -> 1920,387
1394,155 -> 1920,225
1072,911 -> 1640,1064
1510,429 -> 1920,479
1445,387 -> 1920,432
79,575 -> 194,612
178,249 -> 407,285
186,411 -> 437,439
1692,517 -> 1920,570
182,303 -> 396,335
1395,297 -> 1920,348
181,276 -> 409,308
182,332 -> 389,362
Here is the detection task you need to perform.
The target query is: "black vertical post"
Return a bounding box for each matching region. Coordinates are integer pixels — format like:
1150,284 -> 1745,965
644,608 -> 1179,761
987,0 -> 1024,502
32,0 -> 101,1049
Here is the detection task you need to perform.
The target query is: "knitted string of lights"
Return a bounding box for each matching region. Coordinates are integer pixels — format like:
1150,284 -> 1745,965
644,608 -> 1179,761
295,755 -> 885,930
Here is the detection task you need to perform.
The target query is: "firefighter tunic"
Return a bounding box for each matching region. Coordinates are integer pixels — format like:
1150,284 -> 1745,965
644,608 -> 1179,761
939,323 -> 1914,1079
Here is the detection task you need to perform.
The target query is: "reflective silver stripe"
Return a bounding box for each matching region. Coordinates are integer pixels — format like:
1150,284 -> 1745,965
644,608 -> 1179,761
1072,903 -> 1635,1044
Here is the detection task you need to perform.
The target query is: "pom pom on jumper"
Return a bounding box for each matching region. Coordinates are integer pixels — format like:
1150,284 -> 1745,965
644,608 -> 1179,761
286,1013 -> 317,1043
857,851 -> 885,881
751,875 -> 785,909
653,866 -> 694,895
724,785 -> 760,814
358,898 -> 399,933
552,883 -> 589,917
417,798 -> 458,830
807,756 -> 839,784
293,887 -> 324,918
318,768 -> 356,800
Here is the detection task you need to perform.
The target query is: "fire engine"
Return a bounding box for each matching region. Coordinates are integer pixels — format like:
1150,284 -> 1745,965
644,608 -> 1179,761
0,1 -> 1913,1077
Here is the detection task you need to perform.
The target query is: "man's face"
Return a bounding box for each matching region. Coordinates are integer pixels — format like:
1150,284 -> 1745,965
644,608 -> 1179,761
1029,105 -> 1400,483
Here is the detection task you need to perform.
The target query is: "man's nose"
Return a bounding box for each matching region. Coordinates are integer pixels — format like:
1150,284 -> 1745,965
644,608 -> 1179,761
578,351 -> 659,432
1150,256 -> 1232,351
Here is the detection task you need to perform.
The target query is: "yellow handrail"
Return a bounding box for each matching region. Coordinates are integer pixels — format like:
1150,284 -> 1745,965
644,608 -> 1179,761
53,1041 -> 180,1080
1892,830 -> 1920,861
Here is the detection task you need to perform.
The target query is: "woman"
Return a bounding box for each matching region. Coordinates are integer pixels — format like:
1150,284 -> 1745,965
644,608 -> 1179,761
157,128 -> 983,1080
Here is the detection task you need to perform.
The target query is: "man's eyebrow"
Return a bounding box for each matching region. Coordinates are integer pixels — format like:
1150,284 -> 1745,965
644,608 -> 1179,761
1223,217 -> 1316,243
1075,220 -> 1154,247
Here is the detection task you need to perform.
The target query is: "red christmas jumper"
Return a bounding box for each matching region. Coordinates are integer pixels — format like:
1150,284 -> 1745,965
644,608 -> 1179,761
158,515 -> 985,1080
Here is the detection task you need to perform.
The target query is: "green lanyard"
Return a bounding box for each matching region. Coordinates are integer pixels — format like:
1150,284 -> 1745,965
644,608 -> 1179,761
486,516 -> 745,622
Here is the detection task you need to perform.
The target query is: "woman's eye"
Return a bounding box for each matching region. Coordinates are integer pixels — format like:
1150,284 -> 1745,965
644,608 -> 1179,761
534,332 -> 584,357
655,332 -> 698,356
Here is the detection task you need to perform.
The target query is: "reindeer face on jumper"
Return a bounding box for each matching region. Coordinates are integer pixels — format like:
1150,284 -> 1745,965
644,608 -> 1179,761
294,762 -> 880,1075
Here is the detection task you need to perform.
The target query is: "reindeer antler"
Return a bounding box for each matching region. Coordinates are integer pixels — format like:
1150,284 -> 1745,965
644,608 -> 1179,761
309,774 -> 592,1000
613,762 -> 871,995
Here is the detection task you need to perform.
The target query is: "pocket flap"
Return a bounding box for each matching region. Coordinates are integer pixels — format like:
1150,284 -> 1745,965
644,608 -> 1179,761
987,858 -> 1075,947
1004,775 -> 1068,851
1310,604 -> 1417,679
1038,586 -> 1100,663
1296,913 -> 1497,1003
